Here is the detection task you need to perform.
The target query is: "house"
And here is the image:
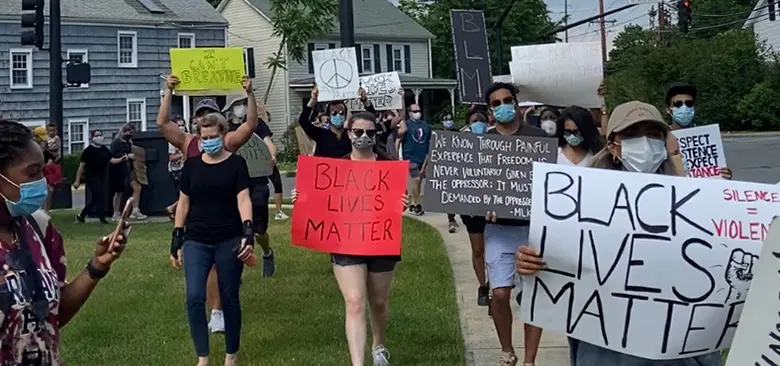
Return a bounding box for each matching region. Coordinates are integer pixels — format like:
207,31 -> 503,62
744,0 -> 780,53
217,0 -> 457,139
0,0 -> 227,154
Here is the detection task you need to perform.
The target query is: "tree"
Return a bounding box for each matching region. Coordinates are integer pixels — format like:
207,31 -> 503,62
684,0 -> 756,39
398,0 -> 560,79
263,0 -> 338,103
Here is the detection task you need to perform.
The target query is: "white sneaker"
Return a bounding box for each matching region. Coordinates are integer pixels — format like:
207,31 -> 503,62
130,209 -> 147,220
274,211 -> 289,221
372,345 -> 390,366
209,310 -> 225,333
111,212 -> 121,222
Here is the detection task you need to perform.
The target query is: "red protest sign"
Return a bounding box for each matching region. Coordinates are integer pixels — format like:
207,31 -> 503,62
291,155 -> 408,256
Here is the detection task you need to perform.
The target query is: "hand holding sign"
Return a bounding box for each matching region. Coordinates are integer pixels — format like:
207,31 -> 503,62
242,76 -> 252,93
167,75 -> 180,90
515,246 -> 544,275
725,248 -> 758,301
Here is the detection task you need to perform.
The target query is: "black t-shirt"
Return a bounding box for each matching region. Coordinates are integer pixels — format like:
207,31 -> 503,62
487,123 -> 548,227
109,138 -> 133,175
180,154 -> 251,244
250,119 -> 273,186
80,145 -> 112,180
298,106 -> 353,158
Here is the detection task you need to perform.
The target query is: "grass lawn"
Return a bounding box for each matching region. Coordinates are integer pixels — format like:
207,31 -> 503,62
53,210 -> 465,366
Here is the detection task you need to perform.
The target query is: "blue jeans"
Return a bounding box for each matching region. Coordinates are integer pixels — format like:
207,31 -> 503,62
183,238 -> 244,356
568,338 -> 722,366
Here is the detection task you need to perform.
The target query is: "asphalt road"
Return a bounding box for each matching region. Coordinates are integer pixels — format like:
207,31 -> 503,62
70,136 -> 780,209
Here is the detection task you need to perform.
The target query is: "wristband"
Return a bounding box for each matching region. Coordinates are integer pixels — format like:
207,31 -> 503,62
86,259 -> 109,280
242,220 -> 254,247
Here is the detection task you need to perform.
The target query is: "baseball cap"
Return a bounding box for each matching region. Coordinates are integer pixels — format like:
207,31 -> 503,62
194,99 -> 220,116
607,101 -> 670,137
665,82 -> 697,106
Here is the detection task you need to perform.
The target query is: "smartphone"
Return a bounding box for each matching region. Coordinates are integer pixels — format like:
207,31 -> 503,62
108,198 -> 134,249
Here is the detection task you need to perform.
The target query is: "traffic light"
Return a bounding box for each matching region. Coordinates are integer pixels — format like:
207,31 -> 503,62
21,0 -> 44,49
677,0 -> 692,34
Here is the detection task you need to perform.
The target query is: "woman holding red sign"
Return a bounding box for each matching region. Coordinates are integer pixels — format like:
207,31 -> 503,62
292,111 -> 408,366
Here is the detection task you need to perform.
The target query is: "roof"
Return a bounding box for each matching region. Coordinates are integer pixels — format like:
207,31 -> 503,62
744,0 -> 772,27
289,74 -> 456,89
0,0 -> 227,25
239,0 -> 433,40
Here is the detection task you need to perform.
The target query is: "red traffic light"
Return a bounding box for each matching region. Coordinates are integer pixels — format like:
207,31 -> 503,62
684,1 -> 691,8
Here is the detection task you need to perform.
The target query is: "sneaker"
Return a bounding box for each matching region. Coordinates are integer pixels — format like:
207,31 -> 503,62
372,345 -> 390,366
111,212 -> 120,222
75,215 -> 85,223
499,351 -> 518,366
130,209 -> 147,220
448,221 -> 457,233
274,211 -> 289,221
262,249 -> 276,278
99,218 -> 110,224
414,204 -> 424,216
477,285 -> 489,307
209,310 -> 225,333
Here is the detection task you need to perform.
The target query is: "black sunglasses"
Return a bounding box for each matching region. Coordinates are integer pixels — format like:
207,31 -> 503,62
349,129 -> 377,138
563,129 -> 581,137
330,110 -> 345,116
672,100 -> 694,108
489,96 -> 515,108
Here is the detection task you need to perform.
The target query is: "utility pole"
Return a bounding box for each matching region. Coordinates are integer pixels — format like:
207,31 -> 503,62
564,0 -> 569,42
597,0 -> 607,72
339,0 -> 355,47
50,0 -> 63,151
657,0 -> 665,44
494,0 -> 518,75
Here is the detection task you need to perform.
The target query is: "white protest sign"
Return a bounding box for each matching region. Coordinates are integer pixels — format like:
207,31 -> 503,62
345,72 -> 403,111
724,217 -> 780,366
510,43 -> 602,108
312,47 -> 360,102
671,125 -> 727,179
520,163 -> 780,360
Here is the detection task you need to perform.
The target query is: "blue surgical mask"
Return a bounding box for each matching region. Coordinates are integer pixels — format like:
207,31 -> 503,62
492,104 -> 516,124
672,106 -> 695,127
200,136 -> 224,155
470,121 -> 487,134
443,120 -> 454,129
565,135 -> 584,146
0,175 -> 48,217
331,114 -> 345,128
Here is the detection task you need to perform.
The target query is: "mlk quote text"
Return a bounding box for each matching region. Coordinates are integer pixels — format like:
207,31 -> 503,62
519,163 -> 780,360
422,131 -> 556,219
291,156 -> 408,256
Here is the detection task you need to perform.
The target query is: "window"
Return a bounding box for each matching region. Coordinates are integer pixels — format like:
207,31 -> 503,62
66,49 -> 89,88
126,99 -> 147,132
9,48 -> 33,89
314,44 -> 328,51
392,46 -> 404,73
117,31 -> 138,68
361,46 -> 374,73
178,33 -> 195,48
67,118 -> 89,153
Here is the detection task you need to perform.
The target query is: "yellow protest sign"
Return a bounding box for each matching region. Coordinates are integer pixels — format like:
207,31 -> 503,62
170,48 -> 245,95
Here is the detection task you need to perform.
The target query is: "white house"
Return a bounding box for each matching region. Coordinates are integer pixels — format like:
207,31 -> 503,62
744,0 -> 780,53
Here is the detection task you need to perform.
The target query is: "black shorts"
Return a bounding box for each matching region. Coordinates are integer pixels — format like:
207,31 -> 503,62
269,166 -> 283,194
170,170 -> 182,189
249,183 -> 270,235
331,254 -> 399,273
460,215 -> 486,234
109,170 -> 130,195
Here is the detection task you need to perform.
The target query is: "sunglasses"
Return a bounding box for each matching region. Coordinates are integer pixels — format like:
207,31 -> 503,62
672,100 -> 694,108
330,111 -> 345,116
409,110 -> 421,113
489,97 -> 515,108
563,129 -> 581,137
349,129 -> 377,138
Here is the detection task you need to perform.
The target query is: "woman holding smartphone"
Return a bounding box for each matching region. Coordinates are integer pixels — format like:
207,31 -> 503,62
0,119 -> 129,364
169,113 -> 255,366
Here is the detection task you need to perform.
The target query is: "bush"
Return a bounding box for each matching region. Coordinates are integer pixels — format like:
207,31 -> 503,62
278,122 -> 301,163
737,82 -> 780,130
62,153 -> 81,183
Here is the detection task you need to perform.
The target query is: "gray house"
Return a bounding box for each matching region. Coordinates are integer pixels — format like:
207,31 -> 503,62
0,0 -> 227,154
218,0 -> 456,138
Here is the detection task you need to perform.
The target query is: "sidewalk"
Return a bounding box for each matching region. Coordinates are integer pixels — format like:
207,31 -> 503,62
407,212 -> 570,366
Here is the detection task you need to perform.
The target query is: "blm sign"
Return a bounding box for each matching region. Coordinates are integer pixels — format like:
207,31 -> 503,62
450,10 -> 492,105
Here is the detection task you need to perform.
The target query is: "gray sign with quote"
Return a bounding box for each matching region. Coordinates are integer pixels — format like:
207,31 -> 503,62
423,131 -> 557,219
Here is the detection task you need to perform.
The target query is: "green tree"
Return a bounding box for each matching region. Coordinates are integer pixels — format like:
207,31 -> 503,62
683,0 -> 756,39
398,0 -> 560,79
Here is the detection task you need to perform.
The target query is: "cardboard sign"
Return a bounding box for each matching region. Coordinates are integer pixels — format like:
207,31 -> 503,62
422,131 -> 557,219
346,72 -> 403,111
451,10 -> 492,104
312,47 -> 360,102
291,156 -> 408,256
234,133 -> 273,178
724,217 -> 780,365
170,48 -> 245,95
671,125 -> 727,179
520,163 -> 780,360
510,43 -> 602,108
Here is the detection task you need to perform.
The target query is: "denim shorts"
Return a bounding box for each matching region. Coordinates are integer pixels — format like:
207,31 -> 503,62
568,338 -> 723,366
484,224 -> 530,290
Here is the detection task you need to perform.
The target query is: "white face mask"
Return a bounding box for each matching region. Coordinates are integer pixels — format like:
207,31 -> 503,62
540,120 -> 556,136
233,105 -> 247,119
92,136 -> 104,145
411,112 -> 422,120
619,136 -> 668,173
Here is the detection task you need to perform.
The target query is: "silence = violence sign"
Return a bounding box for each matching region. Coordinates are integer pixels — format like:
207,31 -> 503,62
422,131 -> 557,219
520,163 -> 780,360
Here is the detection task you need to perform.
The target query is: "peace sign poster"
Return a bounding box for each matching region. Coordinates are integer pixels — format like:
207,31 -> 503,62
519,163 -> 780,360
312,47 -> 360,102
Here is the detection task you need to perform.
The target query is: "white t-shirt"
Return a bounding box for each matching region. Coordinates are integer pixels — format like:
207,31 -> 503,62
557,147 -> 593,167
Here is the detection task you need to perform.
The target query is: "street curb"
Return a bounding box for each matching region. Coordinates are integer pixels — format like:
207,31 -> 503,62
722,132 -> 780,138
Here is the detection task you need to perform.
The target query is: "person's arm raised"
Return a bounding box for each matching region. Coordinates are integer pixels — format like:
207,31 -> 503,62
225,77 -> 257,152
157,75 -> 188,150
298,87 -> 322,140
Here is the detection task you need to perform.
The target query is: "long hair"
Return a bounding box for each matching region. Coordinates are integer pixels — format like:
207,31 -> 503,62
556,106 -> 603,154
345,111 -> 391,159
590,133 -> 677,175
